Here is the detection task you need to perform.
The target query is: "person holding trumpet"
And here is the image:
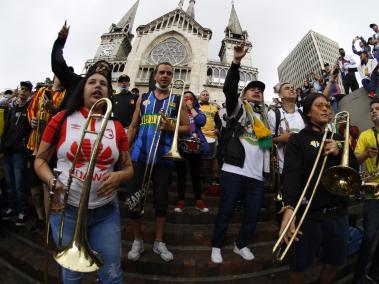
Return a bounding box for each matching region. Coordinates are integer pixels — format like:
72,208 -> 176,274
34,68 -> 133,283
126,62 -> 190,262
353,98 -> 379,283
279,93 -> 359,284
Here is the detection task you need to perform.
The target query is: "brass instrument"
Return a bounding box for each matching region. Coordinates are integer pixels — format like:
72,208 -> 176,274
321,112 -> 362,196
272,111 -> 361,262
271,143 -> 282,202
126,79 -> 186,215
54,98 -> 112,272
32,94 -> 47,155
360,168 -> 379,197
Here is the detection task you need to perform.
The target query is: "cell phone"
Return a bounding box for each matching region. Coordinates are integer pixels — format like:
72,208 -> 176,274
44,90 -> 52,100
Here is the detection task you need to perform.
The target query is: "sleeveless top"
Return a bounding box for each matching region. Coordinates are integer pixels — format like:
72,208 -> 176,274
131,91 -> 180,165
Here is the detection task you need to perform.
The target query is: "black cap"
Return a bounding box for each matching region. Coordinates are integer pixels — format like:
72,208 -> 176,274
118,74 -> 130,83
20,81 -> 33,91
244,80 -> 265,93
370,23 -> 377,28
324,63 -> 330,67
4,89 -> 13,95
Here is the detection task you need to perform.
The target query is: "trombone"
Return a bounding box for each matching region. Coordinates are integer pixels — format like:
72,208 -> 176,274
126,79 -> 186,215
52,98 -> 113,272
272,111 -> 362,262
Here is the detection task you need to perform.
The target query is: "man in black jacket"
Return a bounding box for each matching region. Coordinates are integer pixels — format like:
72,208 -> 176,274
1,81 -> 32,226
211,42 -> 270,263
51,21 -> 112,110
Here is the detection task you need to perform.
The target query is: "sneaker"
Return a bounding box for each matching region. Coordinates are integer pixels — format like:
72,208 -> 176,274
30,219 -> 45,233
174,200 -> 185,213
233,244 -> 255,261
195,200 -> 209,213
15,213 -> 27,226
127,239 -> 144,261
1,208 -> 17,220
369,91 -> 376,98
211,247 -> 223,263
153,241 -> 174,262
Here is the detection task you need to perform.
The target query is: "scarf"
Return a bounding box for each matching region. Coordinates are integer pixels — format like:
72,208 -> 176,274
243,101 -> 272,149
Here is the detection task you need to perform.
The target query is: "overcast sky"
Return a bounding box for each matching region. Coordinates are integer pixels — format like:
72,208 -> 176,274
0,0 -> 377,99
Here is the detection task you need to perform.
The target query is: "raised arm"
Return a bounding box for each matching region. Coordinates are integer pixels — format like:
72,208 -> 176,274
51,21 -> 82,89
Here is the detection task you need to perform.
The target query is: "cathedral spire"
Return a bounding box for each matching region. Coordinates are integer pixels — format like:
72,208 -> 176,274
178,0 -> 184,9
226,2 -> 243,36
186,0 -> 196,19
116,0 -> 140,33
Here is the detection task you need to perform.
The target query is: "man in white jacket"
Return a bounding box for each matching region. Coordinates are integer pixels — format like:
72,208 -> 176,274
358,50 -> 379,98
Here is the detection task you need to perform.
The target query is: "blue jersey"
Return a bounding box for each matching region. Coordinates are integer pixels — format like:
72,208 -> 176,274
131,91 -> 180,164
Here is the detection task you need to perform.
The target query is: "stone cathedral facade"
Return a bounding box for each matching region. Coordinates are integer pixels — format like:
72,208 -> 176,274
85,0 -> 258,104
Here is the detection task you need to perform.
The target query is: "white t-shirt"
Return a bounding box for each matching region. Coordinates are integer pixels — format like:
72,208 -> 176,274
222,100 -> 266,181
42,109 -> 129,209
268,108 -> 305,173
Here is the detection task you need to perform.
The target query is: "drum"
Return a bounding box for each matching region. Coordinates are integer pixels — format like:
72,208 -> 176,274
201,137 -> 217,159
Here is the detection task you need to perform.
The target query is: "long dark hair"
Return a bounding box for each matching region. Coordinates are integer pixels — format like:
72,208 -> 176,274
51,72 -> 112,146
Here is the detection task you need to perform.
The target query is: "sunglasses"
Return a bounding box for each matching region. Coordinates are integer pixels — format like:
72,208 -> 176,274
313,102 -> 331,109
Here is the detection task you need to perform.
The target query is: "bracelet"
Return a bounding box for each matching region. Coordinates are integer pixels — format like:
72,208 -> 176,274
278,205 -> 294,214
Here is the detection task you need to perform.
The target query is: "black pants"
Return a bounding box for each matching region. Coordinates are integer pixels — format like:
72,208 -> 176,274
176,152 -> 202,201
127,161 -> 172,218
343,70 -> 359,94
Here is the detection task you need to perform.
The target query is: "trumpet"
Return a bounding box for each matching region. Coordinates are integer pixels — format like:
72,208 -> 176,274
126,79 -> 186,215
53,98 -> 112,272
272,111 -> 361,262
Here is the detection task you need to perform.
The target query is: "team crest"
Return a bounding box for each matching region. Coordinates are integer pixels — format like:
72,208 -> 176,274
104,129 -> 114,139
310,140 -> 320,148
142,100 -> 150,106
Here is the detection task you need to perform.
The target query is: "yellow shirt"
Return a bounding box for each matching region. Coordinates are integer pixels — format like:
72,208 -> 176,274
199,103 -> 219,138
355,128 -> 379,199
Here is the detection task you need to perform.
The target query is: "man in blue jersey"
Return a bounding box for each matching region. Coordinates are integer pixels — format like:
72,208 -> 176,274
126,62 -> 190,262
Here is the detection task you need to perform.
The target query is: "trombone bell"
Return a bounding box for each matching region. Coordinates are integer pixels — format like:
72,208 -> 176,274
322,166 -> 362,196
54,241 -> 103,272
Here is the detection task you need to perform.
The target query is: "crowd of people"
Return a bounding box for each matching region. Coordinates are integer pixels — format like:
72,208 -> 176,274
0,21 -> 379,284
293,23 -> 379,113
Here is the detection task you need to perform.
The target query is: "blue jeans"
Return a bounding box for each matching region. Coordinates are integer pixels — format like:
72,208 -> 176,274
3,152 -> 28,214
354,200 -> 379,282
50,200 -> 122,284
362,69 -> 378,93
212,171 -> 264,249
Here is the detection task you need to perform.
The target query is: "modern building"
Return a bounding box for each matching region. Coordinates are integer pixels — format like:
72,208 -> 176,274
278,30 -> 342,90
84,0 -> 258,104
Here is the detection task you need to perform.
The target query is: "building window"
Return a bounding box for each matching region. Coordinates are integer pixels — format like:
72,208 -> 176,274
148,37 -> 188,66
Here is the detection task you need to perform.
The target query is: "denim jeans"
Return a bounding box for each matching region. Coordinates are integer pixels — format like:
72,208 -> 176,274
50,200 -> 122,284
3,152 -> 28,214
353,200 -> 379,282
362,69 -> 378,93
212,171 -> 264,249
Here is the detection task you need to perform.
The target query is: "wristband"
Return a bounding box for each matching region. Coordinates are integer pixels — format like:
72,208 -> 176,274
278,205 -> 294,214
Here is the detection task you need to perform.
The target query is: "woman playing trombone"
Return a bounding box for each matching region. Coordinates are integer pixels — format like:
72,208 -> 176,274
34,68 -> 133,283
279,93 -> 358,284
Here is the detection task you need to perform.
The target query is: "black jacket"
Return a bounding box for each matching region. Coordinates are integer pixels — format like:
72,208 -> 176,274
51,37 -> 83,111
2,101 -> 31,154
282,127 -> 359,212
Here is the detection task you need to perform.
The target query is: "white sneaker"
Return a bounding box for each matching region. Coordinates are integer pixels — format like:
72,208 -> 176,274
153,241 -> 174,262
127,239 -> 144,261
233,244 -> 255,261
211,247 -> 223,263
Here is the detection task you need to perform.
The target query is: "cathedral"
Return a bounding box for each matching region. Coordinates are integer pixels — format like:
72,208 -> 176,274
84,0 -> 258,104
